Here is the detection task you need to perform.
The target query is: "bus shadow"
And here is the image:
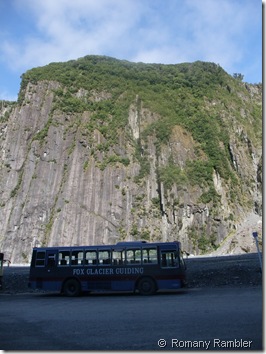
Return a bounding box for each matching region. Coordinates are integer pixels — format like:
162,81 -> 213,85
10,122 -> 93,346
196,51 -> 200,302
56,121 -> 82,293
35,289 -> 188,299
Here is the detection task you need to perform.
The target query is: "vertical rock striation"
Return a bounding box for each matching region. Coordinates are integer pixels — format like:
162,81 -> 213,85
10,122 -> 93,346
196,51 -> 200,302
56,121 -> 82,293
0,58 -> 262,263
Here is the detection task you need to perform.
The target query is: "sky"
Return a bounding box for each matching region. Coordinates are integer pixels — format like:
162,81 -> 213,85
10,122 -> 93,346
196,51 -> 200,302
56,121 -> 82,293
0,0 -> 262,101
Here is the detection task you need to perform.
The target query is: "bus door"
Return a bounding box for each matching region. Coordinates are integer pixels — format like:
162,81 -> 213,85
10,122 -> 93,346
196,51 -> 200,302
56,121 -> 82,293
160,249 -> 179,268
46,250 -> 57,269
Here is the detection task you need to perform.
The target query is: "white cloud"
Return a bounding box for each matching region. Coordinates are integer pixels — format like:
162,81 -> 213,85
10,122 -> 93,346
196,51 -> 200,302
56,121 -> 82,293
178,0 -> 260,70
0,0 -> 262,84
3,0 -> 144,71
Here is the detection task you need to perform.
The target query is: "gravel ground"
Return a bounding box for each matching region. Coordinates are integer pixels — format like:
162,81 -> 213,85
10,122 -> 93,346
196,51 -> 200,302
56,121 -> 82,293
0,253 -> 262,294
185,252 -> 262,288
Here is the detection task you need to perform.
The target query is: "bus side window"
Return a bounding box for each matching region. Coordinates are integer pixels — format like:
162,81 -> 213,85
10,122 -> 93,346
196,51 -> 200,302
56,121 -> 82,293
160,251 -> 178,268
35,251 -> 46,267
98,250 -> 111,265
85,251 -> 97,265
143,248 -> 158,264
58,251 -> 70,266
112,250 -> 125,265
126,249 -> 141,264
71,250 -> 84,266
161,253 -> 167,267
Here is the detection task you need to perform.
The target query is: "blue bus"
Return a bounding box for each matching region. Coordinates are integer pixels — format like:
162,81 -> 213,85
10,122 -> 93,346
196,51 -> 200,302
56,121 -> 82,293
28,241 -> 186,296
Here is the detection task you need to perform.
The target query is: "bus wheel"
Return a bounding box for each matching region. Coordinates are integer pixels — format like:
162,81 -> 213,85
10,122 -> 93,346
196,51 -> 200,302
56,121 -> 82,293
137,277 -> 156,295
63,279 -> 81,297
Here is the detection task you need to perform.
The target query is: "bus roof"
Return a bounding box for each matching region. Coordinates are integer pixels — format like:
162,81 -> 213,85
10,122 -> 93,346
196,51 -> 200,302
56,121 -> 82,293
32,241 -> 181,252
116,241 -> 147,246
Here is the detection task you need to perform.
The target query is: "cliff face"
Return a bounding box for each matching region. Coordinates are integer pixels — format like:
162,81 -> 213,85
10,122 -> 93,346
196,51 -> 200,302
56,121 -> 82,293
0,57 -> 262,263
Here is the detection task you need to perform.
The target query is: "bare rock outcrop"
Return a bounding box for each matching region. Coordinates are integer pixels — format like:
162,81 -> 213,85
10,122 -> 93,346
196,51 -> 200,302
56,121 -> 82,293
0,62 -> 262,263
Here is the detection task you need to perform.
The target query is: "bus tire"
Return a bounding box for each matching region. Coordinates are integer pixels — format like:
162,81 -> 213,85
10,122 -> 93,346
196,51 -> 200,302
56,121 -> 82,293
63,278 -> 81,297
137,277 -> 156,295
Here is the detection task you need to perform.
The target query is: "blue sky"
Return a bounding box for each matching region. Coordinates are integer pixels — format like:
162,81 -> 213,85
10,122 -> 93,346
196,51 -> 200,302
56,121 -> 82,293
0,0 -> 262,101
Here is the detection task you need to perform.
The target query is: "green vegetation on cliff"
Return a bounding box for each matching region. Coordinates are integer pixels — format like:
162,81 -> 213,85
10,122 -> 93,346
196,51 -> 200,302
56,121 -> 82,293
19,55 -> 262,214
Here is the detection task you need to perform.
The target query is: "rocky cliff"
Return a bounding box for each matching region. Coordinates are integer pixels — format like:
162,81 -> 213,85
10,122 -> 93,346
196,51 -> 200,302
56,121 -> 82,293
0,56 -> 262,263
